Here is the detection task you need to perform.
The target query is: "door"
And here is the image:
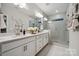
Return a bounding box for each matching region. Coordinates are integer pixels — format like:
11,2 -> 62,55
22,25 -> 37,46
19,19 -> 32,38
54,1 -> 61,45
54,21 -> 65,44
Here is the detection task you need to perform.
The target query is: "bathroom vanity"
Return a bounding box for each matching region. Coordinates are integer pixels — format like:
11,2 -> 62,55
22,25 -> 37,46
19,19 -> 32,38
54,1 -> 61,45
0,30 -> 49,56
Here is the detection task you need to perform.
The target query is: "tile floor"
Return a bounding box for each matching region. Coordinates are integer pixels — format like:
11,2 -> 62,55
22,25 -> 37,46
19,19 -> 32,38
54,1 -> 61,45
37,43 -> 76,56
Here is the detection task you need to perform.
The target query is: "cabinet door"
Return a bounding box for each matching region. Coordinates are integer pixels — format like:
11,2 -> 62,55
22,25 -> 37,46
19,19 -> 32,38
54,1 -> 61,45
36,35 -> 43,53
2,44 -> 30,56
43,34 -> 48,46
45,34 -> 48,44
28,40 -> 36,56
42,34 -> 46,46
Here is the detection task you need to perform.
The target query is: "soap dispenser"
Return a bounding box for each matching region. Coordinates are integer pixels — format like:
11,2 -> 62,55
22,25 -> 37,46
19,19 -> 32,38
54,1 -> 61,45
23,29 -> 26,35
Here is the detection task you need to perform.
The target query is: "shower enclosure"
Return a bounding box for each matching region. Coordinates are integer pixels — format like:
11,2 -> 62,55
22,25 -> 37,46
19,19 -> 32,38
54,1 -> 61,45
48,18 -> 69,46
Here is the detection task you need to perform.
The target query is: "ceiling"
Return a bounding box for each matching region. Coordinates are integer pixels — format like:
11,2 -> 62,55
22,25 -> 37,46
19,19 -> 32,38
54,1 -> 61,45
3,3 -> 69,18
35,3 -> 69,16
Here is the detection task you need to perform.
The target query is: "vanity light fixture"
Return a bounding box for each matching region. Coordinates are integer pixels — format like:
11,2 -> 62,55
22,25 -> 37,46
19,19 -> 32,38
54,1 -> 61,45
35,11 -> 43,18
13,3 -> 29,9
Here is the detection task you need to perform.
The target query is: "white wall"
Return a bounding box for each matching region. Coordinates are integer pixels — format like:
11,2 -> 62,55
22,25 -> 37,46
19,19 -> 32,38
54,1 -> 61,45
1,3 -> 33,34
69,31 -> 79,55
48,13 -> 69,45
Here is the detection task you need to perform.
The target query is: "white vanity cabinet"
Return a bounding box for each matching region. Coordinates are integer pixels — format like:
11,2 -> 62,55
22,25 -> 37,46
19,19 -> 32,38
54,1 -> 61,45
2,37 -> 36,56
1,36 -> 36,56
2,39 -> 36,56
0,30 -> 49,56
1,38 -> 30,56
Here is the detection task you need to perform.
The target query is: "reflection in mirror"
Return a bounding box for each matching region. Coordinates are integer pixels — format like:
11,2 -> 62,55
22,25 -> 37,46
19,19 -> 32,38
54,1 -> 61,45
29,18 -> 41,29
0,14 -> 7,33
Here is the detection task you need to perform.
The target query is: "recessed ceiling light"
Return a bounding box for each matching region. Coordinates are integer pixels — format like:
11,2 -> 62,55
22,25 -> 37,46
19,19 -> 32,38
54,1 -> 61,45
19,3 -> 26,8
13,3 -> 29,10
13,3 -> 19,5
56,10 -> 58,13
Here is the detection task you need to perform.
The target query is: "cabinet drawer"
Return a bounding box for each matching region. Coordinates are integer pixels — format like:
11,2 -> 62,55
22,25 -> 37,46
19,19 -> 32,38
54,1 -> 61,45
28,37 -> 35,42
2,38 -> 28,52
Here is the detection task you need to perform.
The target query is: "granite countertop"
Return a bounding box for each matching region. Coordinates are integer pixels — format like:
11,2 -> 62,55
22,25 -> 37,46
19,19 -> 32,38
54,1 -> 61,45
0,30 -> 49,44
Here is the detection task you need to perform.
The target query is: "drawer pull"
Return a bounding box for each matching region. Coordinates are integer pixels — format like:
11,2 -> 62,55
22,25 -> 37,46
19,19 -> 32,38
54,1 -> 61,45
25,45 -> 27,50
24,45 -> 27,51
24,46 -> 26,51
